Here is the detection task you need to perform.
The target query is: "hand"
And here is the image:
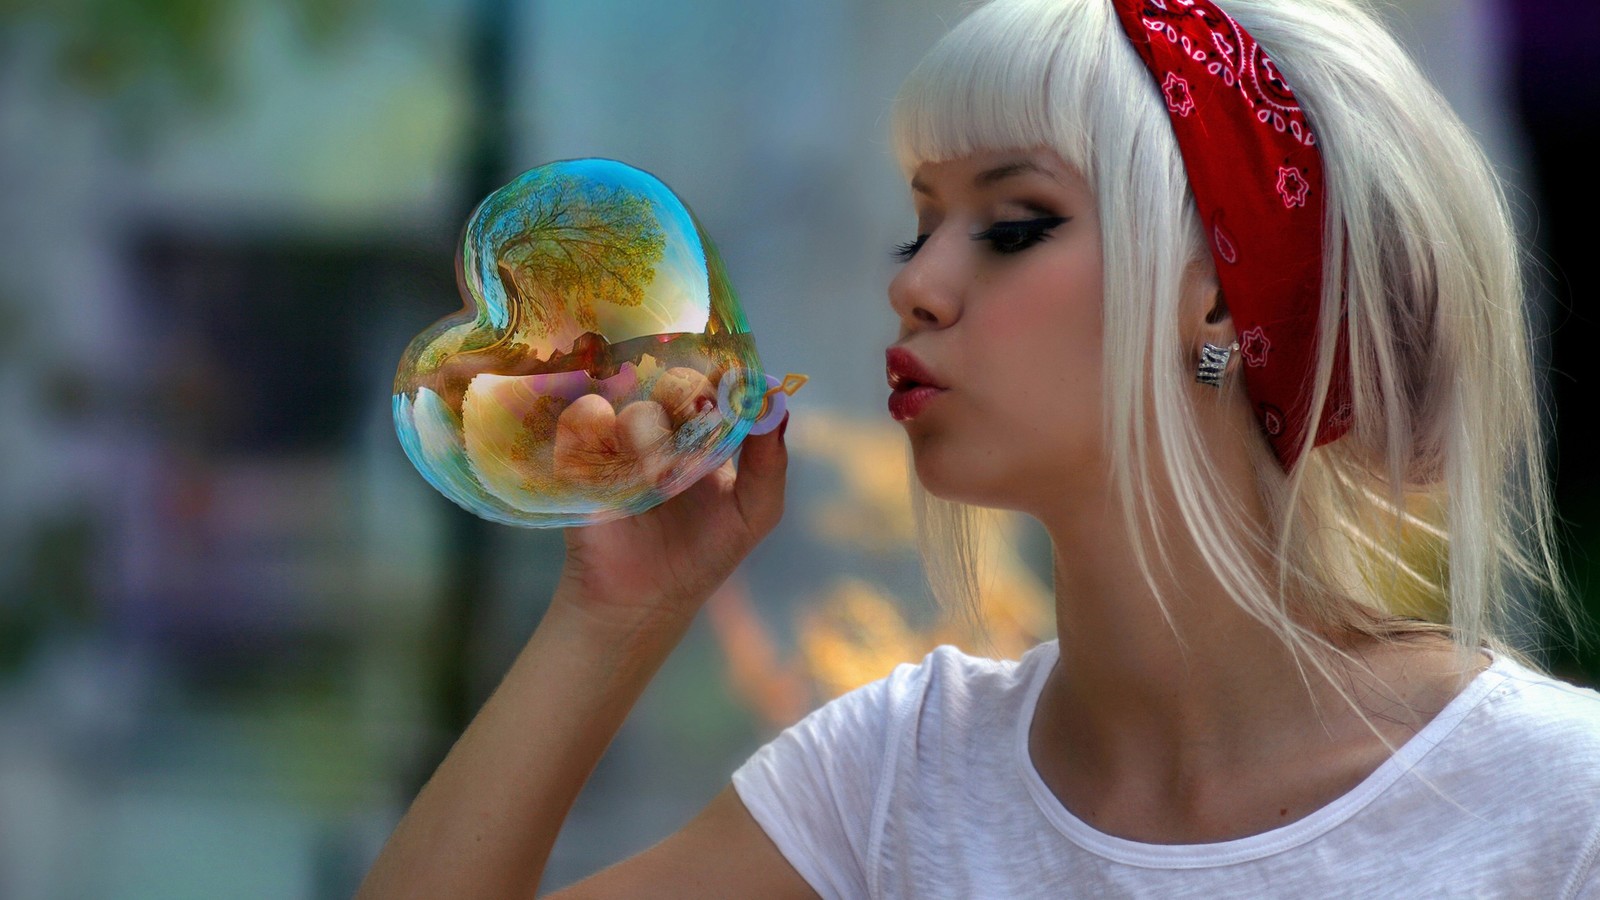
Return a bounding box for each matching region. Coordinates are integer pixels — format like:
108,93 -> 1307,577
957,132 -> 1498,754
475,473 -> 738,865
554,411 -> 790,637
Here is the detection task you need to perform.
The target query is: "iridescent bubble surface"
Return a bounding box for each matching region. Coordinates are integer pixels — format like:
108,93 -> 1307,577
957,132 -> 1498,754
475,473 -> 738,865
393,158 -> 801,527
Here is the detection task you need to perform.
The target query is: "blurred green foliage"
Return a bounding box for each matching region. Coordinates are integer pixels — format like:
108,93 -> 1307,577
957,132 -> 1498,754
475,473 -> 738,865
0,0 -> 365,107
0,509 -> 98,676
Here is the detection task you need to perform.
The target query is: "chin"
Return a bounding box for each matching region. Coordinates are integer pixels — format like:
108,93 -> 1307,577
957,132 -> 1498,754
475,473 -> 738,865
911,431 -> 1099,515
910,445 -> 1022,511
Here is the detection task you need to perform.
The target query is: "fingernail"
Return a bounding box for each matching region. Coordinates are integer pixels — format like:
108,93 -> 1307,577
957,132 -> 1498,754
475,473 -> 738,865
779,412 -> 790,441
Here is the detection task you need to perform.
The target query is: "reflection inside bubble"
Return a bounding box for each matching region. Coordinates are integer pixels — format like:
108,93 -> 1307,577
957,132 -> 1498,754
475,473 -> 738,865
392,158 -> 796,528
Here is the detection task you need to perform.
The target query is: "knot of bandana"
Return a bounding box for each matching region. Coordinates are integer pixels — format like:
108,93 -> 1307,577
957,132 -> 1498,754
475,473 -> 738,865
1110,0 -> 1354,471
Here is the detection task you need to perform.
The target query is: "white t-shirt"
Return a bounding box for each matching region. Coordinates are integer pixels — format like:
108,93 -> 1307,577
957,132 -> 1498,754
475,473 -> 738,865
731,639 -> 1600,899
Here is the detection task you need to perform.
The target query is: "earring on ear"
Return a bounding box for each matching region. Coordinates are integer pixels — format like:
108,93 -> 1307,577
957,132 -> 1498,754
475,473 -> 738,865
1196,341 -> 1239,388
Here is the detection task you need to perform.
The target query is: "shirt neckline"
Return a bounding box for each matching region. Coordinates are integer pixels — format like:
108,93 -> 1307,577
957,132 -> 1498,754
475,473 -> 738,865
1012,638 -> 1507,869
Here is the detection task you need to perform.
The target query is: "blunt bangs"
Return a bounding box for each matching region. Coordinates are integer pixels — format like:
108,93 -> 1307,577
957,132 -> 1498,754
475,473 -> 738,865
889,0 -> 1110,181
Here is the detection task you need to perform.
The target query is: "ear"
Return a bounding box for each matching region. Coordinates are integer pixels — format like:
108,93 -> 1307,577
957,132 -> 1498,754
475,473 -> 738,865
1183,256 -> 1236,352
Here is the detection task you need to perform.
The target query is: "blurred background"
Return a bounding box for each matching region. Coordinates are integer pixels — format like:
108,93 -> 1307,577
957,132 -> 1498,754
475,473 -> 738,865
0,0 -> 1594,896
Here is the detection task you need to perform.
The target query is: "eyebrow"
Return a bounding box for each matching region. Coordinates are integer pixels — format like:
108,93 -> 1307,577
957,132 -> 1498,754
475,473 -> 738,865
910,159 -> 1057,197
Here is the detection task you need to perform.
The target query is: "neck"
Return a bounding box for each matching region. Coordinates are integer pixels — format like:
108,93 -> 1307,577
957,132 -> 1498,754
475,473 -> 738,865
1015,417 -> 1481,839
1040,485 -> 1334,775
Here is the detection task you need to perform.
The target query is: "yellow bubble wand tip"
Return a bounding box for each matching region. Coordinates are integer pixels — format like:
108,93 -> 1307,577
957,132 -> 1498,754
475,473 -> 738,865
754,373 -> 808,420
763,372 -> 809,400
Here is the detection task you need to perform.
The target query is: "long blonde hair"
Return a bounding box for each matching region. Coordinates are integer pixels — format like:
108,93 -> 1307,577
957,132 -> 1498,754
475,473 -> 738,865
892,0 -> 1583,698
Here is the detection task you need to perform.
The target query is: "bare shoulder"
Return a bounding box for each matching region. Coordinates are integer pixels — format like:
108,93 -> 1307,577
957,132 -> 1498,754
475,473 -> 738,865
543,784 -> 822,899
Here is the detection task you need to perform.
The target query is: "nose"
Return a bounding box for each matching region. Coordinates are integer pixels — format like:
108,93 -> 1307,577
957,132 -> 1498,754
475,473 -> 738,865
887,233 -> 961,333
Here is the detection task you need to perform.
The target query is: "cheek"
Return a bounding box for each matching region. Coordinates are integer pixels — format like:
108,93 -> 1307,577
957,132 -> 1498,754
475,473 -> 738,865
987,262 -> 1105,430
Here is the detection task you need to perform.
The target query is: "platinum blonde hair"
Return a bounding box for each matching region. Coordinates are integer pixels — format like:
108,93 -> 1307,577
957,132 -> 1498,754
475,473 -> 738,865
892,0 -> 1583,695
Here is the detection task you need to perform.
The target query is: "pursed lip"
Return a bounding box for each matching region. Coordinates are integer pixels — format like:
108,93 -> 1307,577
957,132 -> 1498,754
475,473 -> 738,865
885,346 -> 949,392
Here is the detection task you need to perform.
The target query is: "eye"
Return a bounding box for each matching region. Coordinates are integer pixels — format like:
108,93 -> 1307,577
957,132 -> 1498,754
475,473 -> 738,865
974,216 -> 1070,254
891,234 -> 929,262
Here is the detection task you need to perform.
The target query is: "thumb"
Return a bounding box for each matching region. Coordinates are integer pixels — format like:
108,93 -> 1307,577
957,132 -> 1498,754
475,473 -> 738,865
733,411 -> 789,536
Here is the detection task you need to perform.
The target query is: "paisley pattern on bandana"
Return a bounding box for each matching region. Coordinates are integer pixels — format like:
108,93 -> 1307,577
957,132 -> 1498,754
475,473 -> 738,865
1277,166 -> 1311,208
1211,210 -> 1239,265
1259,402 -> 1286,437
1239,326 -> 1271,368
1163,72 -> 1196,116
1136,0 -> 1318,148
1113,0 -> 1354,470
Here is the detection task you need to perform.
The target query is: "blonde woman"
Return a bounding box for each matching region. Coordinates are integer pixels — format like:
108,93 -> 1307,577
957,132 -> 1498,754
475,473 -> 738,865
359,0 -> 1600,896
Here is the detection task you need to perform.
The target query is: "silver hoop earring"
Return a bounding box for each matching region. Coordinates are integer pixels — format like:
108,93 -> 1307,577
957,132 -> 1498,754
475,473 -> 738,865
1196,341 -> 1239,388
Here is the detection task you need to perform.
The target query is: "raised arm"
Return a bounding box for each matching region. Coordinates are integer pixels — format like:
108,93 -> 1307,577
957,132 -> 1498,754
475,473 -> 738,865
357,413 -> 798,898
544,782 -> 821,899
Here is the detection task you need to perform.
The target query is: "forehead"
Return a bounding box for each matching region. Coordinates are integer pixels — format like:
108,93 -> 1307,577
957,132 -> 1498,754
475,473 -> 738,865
909,147 -> 1088,200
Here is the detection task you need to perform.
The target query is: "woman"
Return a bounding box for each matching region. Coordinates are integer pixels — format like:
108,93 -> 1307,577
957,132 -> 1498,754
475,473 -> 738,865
358,0 -> 1600,896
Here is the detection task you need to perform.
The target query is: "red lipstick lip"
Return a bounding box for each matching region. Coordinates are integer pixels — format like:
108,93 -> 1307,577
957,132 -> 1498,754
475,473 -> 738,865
887,385 -> 944,422
885,346 -> 948,392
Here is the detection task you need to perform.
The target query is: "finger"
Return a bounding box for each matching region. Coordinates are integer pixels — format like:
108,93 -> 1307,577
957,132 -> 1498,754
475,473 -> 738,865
732,410 -> 789,534
617,400 -> 673,483
552,394 -> 624,488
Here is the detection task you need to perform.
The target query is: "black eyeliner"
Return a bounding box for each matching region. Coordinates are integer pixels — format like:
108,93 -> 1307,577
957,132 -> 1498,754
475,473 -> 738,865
891,215 -> 1070,262
974,215 -> 1070,253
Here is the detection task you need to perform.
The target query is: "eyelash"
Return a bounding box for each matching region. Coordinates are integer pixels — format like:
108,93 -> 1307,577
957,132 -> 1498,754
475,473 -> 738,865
891,216 -> 1069,262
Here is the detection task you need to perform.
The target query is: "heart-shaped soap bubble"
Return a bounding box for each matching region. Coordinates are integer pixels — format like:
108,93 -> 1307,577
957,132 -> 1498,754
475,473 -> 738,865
393,158 -> 803,527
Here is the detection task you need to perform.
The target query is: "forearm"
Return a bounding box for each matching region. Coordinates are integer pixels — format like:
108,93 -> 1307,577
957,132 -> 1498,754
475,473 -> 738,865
356,588 -> 694,899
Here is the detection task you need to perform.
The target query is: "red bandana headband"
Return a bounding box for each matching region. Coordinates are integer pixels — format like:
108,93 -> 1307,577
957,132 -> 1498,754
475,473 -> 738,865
1110,0 -> 1354,471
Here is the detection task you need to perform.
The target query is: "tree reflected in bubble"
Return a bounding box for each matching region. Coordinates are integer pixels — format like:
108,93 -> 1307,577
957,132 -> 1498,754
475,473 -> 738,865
394,159 -> 800,527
